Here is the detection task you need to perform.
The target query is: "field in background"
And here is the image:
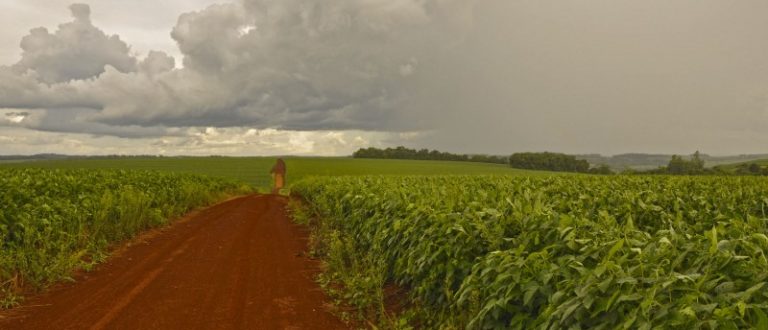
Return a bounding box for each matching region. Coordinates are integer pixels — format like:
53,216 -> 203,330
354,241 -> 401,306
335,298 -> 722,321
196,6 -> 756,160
715,158 -> 768,171
0,156 -> 549,308
0,157 -> 551,187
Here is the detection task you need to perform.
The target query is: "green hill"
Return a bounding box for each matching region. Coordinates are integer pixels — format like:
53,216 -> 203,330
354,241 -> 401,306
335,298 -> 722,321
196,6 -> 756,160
576,153 -> 768,170
713,158 -> 768,175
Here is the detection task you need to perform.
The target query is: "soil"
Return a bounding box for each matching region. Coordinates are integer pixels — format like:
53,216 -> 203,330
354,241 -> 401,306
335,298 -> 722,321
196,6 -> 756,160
0,195 -> 346,329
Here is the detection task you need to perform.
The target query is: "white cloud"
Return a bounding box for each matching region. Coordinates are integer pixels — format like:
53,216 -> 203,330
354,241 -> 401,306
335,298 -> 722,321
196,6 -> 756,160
139,51 -> 175,75
0,125 -> 412,156
2,110 -> 30,124
238,24 -> 256,37
12,3 -> 137,83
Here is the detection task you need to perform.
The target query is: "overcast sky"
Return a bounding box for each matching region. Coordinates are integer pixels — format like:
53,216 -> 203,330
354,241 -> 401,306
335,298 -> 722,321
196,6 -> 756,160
1,0 -> 767,156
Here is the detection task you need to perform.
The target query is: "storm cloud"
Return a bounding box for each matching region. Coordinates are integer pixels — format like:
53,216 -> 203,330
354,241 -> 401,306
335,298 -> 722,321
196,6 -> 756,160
0,1 -> 475,138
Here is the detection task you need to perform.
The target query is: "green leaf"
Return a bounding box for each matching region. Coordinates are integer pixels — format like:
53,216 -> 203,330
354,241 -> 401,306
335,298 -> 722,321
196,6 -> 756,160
524,286 -> 539,306
753,308 -> 768,330
604,239 -> 625,262
709,226 -> 718,254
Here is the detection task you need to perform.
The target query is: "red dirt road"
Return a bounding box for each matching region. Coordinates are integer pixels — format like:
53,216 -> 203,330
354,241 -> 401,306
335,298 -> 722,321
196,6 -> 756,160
0,195 -> 346,330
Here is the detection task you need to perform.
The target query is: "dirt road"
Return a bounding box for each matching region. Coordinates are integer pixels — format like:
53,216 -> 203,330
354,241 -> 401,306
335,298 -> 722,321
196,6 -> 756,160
0,195 -> 345,329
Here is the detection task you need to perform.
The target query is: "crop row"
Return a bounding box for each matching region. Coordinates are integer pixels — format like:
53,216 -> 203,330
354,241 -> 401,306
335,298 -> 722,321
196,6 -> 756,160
0,168 -> 250,306
293,175 -> 768,329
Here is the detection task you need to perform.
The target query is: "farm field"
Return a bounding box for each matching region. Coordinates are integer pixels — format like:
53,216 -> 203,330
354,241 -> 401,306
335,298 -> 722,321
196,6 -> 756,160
0,157 -> 549,327
0,168 -> 250,307
294,175 -> 768,328
0,157 -> 547,188
8,157 -> 767,328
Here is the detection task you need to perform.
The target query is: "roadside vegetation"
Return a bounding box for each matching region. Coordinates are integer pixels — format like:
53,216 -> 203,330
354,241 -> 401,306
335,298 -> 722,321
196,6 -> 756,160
294,175 -> 768,329
0,168 -> 250,307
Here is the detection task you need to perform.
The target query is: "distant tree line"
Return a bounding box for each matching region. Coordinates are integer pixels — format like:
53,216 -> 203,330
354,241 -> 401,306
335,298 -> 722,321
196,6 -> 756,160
0,154 -> 71,161
354,147 -> 616,174
353,146 -> 508,164
508,152 -> 612,174
509,152 -> 589,172
635,151 -> 727,175
667,152 -> 705,175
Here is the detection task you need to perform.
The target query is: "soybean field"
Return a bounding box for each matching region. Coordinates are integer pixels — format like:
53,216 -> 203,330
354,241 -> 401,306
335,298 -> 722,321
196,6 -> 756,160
294,175 -> 768,329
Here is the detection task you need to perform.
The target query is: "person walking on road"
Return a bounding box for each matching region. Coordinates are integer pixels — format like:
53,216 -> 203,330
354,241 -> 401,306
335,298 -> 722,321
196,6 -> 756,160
271,158 -> 287,194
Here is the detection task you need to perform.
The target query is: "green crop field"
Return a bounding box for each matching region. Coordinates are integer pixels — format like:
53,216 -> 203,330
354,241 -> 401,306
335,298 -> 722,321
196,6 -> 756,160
11,156 -> 765,328
0,157 -> 550,307
0,157 -> 550,188
293,175 -> 768,329
0,168 -> 250,307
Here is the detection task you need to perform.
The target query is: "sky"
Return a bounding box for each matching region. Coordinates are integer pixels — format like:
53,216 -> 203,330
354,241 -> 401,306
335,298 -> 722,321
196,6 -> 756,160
1,0 -> 767,156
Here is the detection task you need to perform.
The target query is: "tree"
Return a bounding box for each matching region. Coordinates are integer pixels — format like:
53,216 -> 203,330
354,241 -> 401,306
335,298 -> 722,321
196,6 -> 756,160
667,155 -> 687,175
352,146 -> 509,165
665,152 -> 706,175
589,164 -> 614,175
690,151 -> 705,174
509,152 -> 591,173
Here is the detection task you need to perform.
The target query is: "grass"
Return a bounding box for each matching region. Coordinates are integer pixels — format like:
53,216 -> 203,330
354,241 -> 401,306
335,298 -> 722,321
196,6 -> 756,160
0,157 -> 554,188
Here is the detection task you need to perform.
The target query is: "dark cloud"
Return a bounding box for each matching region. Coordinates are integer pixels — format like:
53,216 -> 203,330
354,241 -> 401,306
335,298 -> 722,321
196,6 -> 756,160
404,0 -> 768,155
5,111 -> 29,117
0,107 -> 172,138
0,66 -> 102,109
